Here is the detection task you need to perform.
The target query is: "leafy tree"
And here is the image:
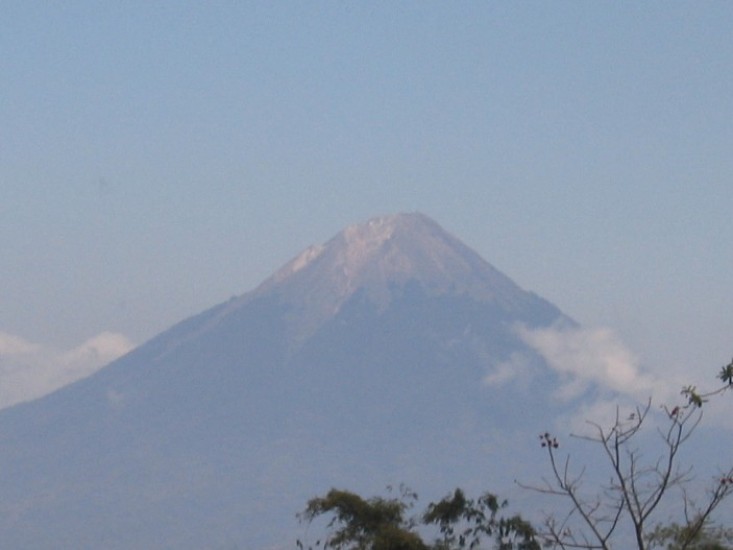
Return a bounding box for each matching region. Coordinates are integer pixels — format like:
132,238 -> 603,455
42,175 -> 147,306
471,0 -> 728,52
297,486 -> 426,550
297,486 -> 540,550
519,358 -> 733,550
646,521 -> 733,550
422,489 -> 539,550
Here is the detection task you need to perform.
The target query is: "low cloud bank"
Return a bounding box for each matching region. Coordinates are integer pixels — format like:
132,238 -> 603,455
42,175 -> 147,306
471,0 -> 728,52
484,324 -> 685,425
0,331 -> 135,410
485,323 -> 733,432
517,324 -> 660,400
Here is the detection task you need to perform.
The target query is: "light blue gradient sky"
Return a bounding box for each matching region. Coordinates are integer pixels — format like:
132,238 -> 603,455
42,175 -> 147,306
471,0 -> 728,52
2,3 -> 732,384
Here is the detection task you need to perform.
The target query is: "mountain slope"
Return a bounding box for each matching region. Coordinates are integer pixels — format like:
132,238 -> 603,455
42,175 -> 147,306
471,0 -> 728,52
0,212 -> 577,549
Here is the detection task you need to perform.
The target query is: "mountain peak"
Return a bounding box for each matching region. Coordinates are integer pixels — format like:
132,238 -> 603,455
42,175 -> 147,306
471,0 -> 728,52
323,212 -> 448,284
259,212 -> 480,297
231,213 -> 547,347
268,212 -> 435,283
340,211 -> 439,244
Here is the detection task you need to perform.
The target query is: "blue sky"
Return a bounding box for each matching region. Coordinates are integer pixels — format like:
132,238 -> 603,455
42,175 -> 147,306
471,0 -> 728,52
2,2 -> 732,404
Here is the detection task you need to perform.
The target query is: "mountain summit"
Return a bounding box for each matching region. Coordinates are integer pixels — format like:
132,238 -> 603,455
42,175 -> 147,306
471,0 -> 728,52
261,212 -> 518,304
0,213 -> 574,549
194,212 -> 562,351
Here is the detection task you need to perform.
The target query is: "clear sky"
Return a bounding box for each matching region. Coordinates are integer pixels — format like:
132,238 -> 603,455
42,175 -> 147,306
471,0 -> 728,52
2,2 -> 732,404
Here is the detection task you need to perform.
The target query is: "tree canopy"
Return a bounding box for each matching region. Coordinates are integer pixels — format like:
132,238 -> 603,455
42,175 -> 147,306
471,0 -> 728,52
297,486 -> 539,550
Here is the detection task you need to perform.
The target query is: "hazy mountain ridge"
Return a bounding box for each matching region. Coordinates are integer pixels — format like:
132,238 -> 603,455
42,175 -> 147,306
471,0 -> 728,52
0,212 -> 581,549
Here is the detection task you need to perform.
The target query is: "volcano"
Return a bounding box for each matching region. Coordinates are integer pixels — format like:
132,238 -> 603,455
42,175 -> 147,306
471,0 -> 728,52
0,213 -> 577,549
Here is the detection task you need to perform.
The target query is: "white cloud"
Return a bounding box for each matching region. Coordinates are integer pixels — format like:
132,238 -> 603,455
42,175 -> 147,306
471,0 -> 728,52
483,352 -> 535,388
0,332 -> 40,355
516,324 -> 733,434
516,324 -> 667,401
0,331 -> 135,410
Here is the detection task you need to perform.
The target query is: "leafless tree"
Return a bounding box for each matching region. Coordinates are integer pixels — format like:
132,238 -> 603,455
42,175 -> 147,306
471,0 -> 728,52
518,360 -> 733,550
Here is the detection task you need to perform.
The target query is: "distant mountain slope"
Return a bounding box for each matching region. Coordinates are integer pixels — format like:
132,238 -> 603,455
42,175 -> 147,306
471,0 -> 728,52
0,213 -> 578,549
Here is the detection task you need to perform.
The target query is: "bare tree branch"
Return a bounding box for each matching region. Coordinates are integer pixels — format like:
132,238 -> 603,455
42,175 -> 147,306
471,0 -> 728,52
520,365 -> 733,550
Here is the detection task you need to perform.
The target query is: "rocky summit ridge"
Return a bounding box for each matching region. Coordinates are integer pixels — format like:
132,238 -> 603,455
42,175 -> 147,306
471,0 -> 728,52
210,212 -> 555,349
261,212 -> 521,303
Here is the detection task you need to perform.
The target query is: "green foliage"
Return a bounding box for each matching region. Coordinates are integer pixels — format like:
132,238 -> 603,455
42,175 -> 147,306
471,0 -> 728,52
297,487 -> 426,550
423,489 -> 500,549
422,489 -> 539,550
495,516 -> 542,550
646,520 -> 733,550
681,358 -> 733,408
681,385 -> 707,408
719,358 -> 733,386
298,487 -> 540,550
